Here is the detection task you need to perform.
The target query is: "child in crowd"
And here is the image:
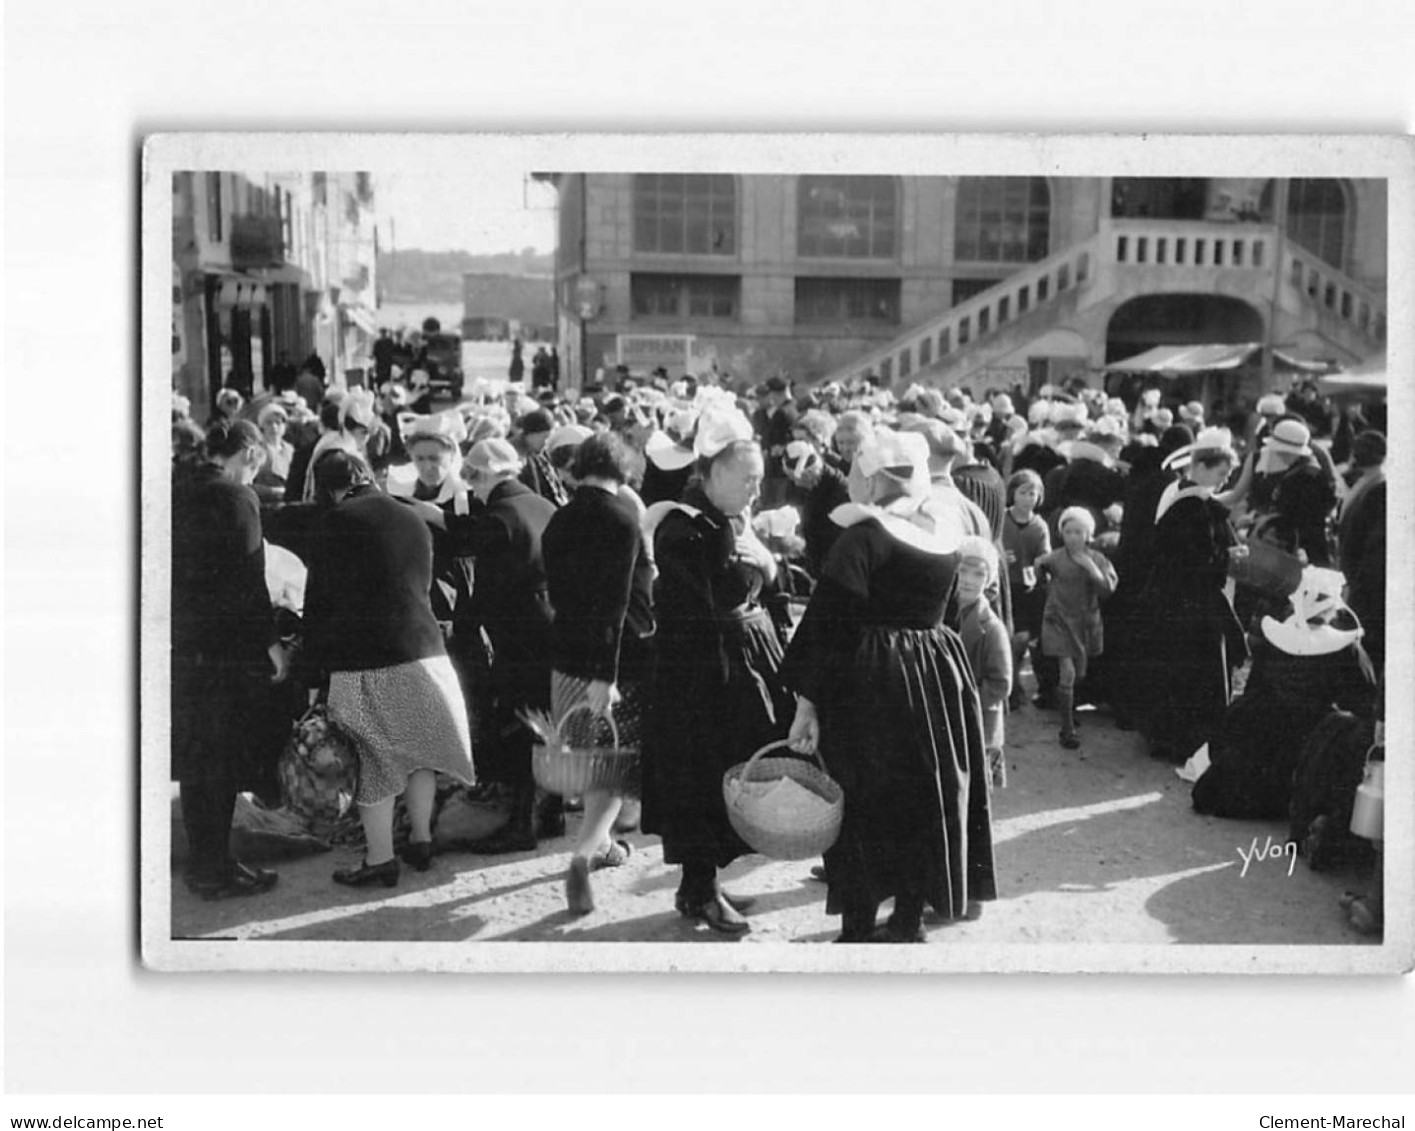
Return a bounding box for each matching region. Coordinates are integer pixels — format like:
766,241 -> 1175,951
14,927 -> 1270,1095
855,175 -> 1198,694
1037,506 -> 1118,749
955,536 -> 1013,787
1002,469 -> 1051,710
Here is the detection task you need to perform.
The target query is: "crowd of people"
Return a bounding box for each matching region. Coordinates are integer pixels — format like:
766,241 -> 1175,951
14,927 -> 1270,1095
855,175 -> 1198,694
170,358 -> 1388,939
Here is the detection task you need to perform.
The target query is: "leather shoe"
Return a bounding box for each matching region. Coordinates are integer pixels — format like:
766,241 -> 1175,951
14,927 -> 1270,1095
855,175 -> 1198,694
867,924 -> 927,943
590,839 -> 633,871
397,840 -> 435,872
566,857 -> 594,916
333,858 -> 400,888
675,893 -> 750,937
189,864 -> 278,901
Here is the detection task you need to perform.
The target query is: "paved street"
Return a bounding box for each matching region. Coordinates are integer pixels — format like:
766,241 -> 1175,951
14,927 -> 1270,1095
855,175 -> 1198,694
169,692 -> 1377,949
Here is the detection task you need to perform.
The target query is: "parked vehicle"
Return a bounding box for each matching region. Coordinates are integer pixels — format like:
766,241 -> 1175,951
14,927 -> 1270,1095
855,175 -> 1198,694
418,332 -> 464,398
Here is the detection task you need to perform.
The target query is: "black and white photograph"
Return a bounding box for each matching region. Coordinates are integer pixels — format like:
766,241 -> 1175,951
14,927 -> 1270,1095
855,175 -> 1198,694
141,133 -> 1411,974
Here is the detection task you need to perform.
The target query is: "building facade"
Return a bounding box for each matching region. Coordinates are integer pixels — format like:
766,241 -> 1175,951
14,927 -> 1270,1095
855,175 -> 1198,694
543,174 -> 1386,397
171,170 -> 379,420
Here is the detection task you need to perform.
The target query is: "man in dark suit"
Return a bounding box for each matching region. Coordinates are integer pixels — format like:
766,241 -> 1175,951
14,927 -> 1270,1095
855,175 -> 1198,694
447,438 -> 560,853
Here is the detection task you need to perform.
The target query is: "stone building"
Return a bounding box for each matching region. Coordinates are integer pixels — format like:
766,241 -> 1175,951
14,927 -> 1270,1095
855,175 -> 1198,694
540,174 -> 1386,399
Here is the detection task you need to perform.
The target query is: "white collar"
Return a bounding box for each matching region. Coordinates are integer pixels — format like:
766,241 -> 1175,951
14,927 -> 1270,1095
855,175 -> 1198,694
829,496 -> 963,556
644,430 -> 697,471
1154,478 -> 1212,524
1261,615 -> 1363,657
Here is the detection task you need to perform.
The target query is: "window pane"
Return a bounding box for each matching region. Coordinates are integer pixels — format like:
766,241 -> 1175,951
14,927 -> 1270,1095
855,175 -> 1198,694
798,176 -> 899,259
634,174 -> 736,255
955,177 -> 1050,262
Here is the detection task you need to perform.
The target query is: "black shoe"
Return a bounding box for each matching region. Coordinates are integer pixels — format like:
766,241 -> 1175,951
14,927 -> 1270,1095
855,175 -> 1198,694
397,840 -> 435,872
867,924 -> 927,943
808,864 -> 828,883
333,858 -> 400,888
675,893 -> 750,936
188,863 -> 278,901
1060,731 -> 1081,750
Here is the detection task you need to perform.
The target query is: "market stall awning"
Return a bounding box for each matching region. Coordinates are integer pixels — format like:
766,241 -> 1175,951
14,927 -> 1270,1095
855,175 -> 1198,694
1318,352 -> 1387,397
1104,342 -> 1262,374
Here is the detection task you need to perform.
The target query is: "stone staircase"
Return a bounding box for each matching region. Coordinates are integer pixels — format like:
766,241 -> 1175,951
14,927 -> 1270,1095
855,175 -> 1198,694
819,219 -> 1386,390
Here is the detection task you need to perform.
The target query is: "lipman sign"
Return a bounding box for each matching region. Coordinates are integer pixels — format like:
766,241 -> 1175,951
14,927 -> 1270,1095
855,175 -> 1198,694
616,334 -> 712,377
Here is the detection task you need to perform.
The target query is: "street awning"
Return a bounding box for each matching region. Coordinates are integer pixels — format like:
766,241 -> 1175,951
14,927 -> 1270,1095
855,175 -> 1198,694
1104,342 -> 1261,374
1318,352 -> 1387,398
1272,346 -> 1340,374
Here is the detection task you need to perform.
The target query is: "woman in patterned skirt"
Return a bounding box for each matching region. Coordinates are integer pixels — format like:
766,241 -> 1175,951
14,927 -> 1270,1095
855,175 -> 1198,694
301,450 -> 475,888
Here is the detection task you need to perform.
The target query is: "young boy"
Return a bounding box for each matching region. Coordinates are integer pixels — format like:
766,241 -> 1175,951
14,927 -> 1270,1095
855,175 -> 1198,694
1002,469 -> 1051,710
955,536 -> 1013,787
1038,506 -> 1118,749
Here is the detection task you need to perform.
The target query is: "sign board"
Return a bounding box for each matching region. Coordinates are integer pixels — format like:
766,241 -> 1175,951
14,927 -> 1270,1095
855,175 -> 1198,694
616,333 -> 709,377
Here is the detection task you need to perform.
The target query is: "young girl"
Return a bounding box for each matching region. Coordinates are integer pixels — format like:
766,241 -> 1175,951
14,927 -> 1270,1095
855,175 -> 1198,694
955,536 -> 1013,787
1002,469 -> 1051,710
1038,506 -> 1118,749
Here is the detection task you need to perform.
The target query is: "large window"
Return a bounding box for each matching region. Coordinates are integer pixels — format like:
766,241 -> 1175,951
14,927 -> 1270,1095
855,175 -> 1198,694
631,273 -> 739,320
954,177 -> 1050,262
794,277 -> 901,326
1287,178 -> 1348,270
633,174 -> 736,255
205,172 -> 224,242
797,176 -> 899,259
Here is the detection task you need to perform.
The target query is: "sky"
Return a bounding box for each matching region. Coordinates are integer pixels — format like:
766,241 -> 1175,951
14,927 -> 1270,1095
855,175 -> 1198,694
376,168 -> 558,255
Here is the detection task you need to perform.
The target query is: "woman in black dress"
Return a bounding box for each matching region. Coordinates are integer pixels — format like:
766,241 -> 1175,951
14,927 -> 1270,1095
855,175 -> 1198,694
780,428 -> 997,943
641,411 -> 795,937
542,432 -> 656,915
172,419 -> 291,900
1131,428 -> 1251,764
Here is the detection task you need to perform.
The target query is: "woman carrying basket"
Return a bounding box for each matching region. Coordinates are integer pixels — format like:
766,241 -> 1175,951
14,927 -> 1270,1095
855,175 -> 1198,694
641,408 -> 796,937
780,428 -> 998,943
542,432 -> 656,915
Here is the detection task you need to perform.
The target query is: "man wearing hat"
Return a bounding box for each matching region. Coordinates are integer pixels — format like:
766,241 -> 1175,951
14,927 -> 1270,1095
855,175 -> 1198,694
749,375 -> 798,509
1241,418 -> 1336,565
447,438 -> 561,853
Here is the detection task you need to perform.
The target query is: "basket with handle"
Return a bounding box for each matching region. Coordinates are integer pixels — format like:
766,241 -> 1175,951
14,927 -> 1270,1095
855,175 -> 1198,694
722,739 -> 844,860
529,703 -> 639,798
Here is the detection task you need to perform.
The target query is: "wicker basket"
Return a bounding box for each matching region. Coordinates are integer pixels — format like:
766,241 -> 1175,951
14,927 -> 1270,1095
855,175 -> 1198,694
530,703 -> 639,798
723,739 -> 844,860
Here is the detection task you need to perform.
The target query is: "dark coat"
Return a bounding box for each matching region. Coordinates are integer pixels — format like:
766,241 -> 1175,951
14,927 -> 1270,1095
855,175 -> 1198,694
300,485 -> 446,676
1338,474 -> 1386,670
170,465 -> 280,789
641,489 -> 795,868
1131,490 -> 1247,759
779,520 -> 997,919
1193,632 -> 1376,819
542,486 -> 655,684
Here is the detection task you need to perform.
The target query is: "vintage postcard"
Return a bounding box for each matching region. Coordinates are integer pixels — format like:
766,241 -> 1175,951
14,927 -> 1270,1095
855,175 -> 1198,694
141,132 -> 1412,973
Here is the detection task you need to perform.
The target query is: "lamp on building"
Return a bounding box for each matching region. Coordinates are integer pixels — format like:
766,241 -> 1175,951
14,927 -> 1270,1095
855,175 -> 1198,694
574,276 -> 604,385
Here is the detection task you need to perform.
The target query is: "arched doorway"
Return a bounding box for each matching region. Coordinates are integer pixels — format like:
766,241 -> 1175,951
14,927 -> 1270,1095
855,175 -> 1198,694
1260,178 -> 1349,271
1106,293 -> 1265,409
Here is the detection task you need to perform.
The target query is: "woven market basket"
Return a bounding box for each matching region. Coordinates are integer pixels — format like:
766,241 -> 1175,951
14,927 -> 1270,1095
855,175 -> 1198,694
723,740 -> 844,860
530,703 -> 639,798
